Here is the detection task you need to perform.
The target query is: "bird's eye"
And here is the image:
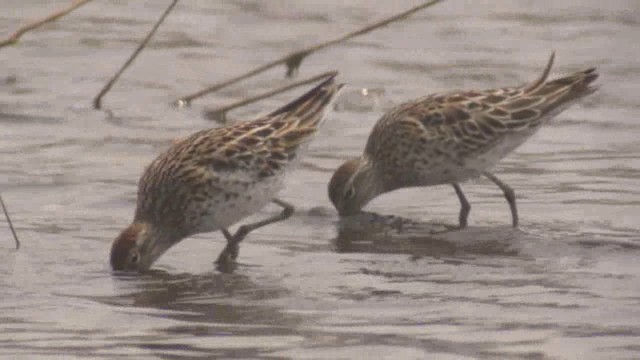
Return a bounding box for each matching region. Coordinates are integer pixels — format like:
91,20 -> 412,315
344,186 -> 356,199
129,252 -> 140,264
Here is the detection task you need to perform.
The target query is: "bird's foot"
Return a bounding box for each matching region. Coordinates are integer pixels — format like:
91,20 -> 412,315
215,243 -> 239,273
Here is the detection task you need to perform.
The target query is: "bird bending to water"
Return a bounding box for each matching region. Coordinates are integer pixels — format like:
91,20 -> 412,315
111,74 -> 344,272
328,53 -> 599,227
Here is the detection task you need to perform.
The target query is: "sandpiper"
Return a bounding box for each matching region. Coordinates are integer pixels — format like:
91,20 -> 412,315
111,74 -> 343,272
329,53 -> 599,227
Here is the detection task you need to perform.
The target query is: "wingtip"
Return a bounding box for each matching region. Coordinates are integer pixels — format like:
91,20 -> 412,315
316,70 -> 339,88
326,70 -> 339,80
317,71 -> 345,94
269,70 -> 341,117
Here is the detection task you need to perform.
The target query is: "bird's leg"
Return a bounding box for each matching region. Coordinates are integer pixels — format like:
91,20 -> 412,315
227,199 -> 295,248
215,199 -> 295,266
482,171 -> 518,228
219,228 -> 239,259
215,228 -> 239,273
452,183 -> 470,228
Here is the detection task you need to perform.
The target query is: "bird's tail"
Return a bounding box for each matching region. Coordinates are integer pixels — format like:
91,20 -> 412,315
502,53 -> 599,126
527,53 -> 599,113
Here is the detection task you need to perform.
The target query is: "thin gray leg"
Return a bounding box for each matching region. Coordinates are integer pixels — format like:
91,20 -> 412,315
482,171 -> 518,228
216,199 -> 295,267
452,183 -> 470,228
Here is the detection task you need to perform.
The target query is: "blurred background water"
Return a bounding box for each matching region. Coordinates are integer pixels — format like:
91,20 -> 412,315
1,1 -> 639,359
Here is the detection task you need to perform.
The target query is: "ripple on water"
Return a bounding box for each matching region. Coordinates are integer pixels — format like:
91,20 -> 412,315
2,0 -> 640,359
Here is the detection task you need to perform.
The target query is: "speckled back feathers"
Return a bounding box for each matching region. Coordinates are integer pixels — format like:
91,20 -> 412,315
365,53 -> 599,176
134,75 -> 344,233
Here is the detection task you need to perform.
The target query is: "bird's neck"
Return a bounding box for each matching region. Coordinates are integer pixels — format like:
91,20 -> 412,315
132,219 -> 186,246
365,157 -> 403,195
358,156 -> 386,201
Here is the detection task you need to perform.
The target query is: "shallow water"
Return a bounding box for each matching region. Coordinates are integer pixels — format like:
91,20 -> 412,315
1,0 -> 639,359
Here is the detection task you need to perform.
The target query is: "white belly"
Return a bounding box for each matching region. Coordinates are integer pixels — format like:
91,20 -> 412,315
193,175 -> 285,233
470,129 -> 538,171
409,129 -> 539,187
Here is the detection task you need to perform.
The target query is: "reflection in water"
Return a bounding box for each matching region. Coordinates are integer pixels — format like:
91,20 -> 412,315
103,270 -> 288,312
2,0 -> 640,358
88,271 -> 306,358
333,211 -> 525,257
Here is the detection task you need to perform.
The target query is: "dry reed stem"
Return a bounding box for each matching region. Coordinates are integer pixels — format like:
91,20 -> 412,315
0,195 -> 20,250
93,0 -> 179,109
175,0 -> 443,106
0,0 -> 95,49
203,70 -> 338,123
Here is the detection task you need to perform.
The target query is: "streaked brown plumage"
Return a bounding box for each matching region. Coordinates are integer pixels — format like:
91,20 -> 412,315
329,53 -> 599,227
111,74 -> 344,272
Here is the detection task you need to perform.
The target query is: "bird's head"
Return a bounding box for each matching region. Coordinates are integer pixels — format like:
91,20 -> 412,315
110,222 -> 173,272
328,157 -> 381,216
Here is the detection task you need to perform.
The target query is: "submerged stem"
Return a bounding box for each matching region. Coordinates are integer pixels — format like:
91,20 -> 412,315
0,195 -> 20,250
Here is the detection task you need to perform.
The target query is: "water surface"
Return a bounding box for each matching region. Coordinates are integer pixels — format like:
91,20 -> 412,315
1,1 -> 639,359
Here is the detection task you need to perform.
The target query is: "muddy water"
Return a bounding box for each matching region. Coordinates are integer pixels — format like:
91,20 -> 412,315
1,1 -> 639,359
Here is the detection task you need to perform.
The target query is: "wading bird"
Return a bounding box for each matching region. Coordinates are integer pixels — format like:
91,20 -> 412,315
329,53 -> 598,227
111,74 -> 343,272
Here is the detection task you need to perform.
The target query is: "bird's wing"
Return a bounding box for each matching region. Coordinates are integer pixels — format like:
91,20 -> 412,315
170,73 -> 344,182
135,74 -> 343,222
365,52 -> 598,161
